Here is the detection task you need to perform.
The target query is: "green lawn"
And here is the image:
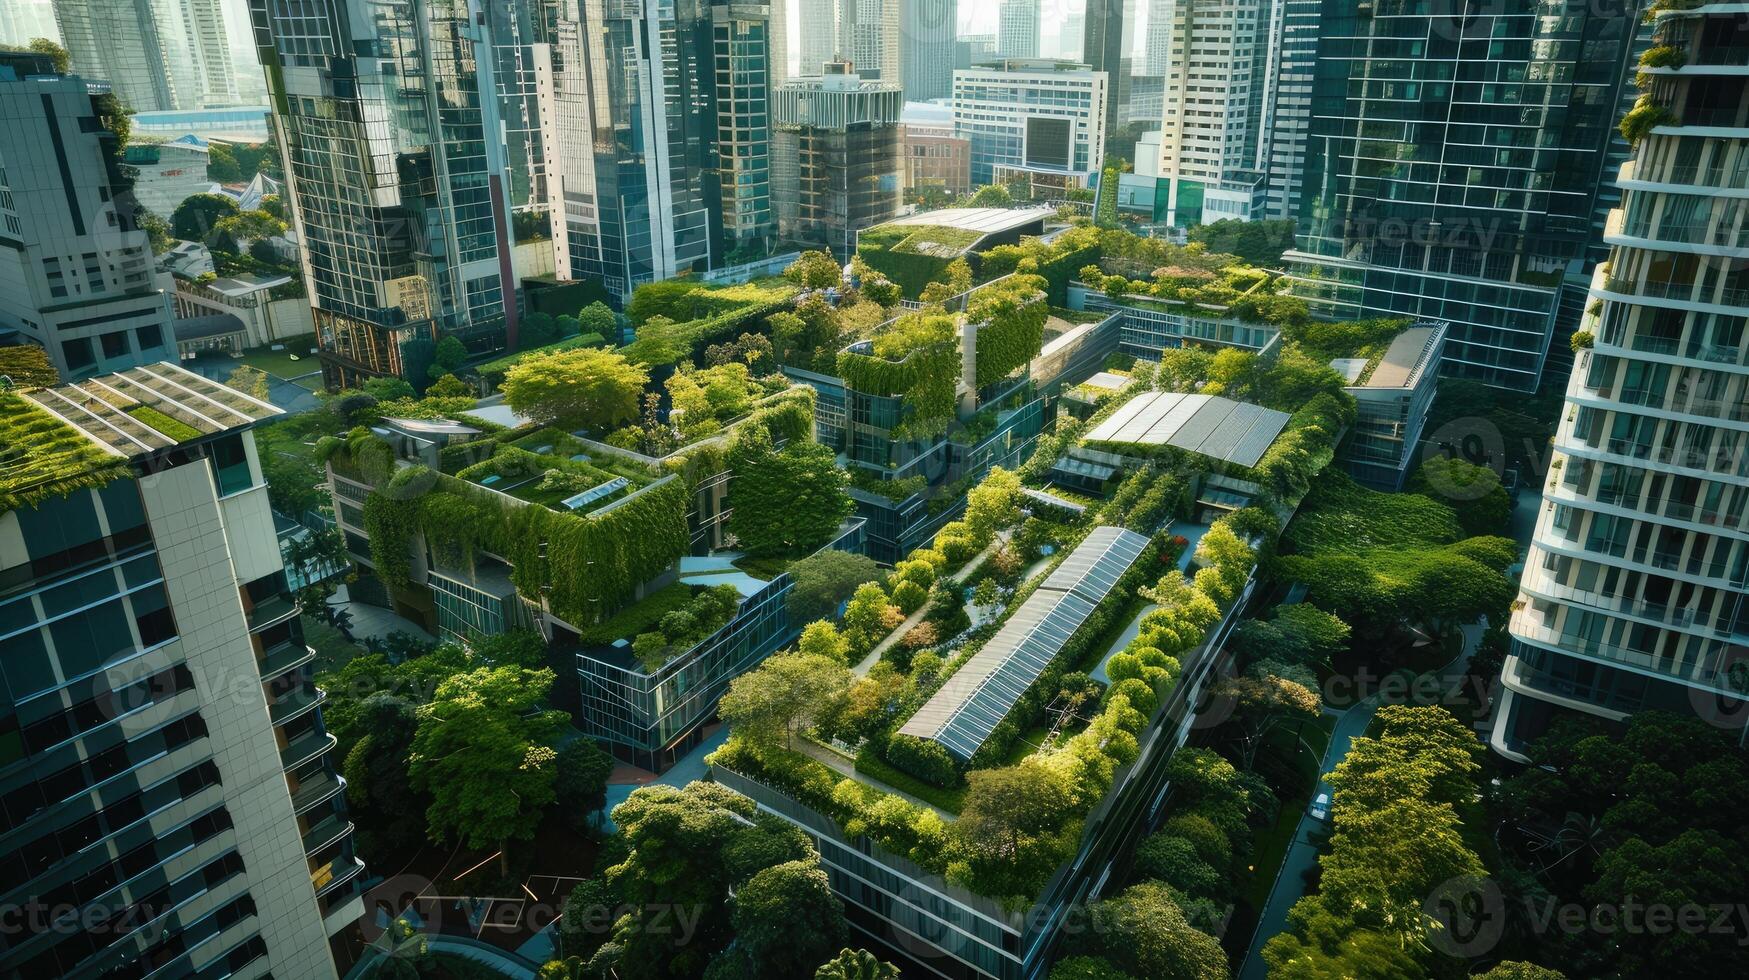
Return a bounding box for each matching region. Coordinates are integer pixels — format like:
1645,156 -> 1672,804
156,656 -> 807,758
852,747 -> 967,814
302,614 -> 370,674
732,554 -> 791,579
573,583 -> 697,647
238,344 -> 321,381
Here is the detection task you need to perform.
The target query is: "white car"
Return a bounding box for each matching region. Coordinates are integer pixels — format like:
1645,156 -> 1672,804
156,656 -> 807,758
1308,792 -> 1330,822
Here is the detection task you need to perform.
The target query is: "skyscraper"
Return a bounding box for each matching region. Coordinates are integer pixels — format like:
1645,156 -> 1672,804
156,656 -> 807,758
840,0 -> 899,82
0,362 -> 362,978
713,0 -> 776,258
1152,0 -> 1265,224
1255,0 -> 1317,222
51,0 -> 236,110
1282,0 -> 1644,392
900,0 -> 956,101
1141,0 -> 1171,76
795,0 -> 841,76
772,61 -> 902,258
1490,2 -> 1749,757
1082,0 -> 1125,136
253,0 -> 522,386
544,0 -> 724,300
0,51 -> 176,379
998,0 -> 1039,59
952,58 -> 1108,189
0,0 -> 59,44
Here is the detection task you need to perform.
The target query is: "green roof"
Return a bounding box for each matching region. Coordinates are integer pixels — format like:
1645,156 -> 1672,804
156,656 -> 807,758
0,392 -> 131,514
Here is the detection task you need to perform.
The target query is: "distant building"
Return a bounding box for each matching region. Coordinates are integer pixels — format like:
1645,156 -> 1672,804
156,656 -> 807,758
900,0 -> 956,101
899,103 -> 971,197
1081,0 -> 1125,136
772,62 -> 903,259
793,0 -> 840,78
52,0 -> 238,110
1332,322 -> 1447,491
0,52 -> 176,378
951,58 -> 1108,189
1152,0 -> 1267,226
839,0 -> 900,82
130,105 -> 271,142
172,271 -> 315,350
713,0 -> 777,258
997,0 -> 1038,59
122,136 -> 212,219
0,0 -> 58,44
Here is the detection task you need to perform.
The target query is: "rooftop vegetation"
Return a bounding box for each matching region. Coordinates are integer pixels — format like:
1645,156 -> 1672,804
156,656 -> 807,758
856,224 -> 988,298
0,345 -> 58,389
0,392 -> 132,515
617,280 -> 797,367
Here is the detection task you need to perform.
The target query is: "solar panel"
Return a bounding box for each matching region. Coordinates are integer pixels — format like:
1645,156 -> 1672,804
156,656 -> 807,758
898,525 -> 1152,760
562,477 -> 629,510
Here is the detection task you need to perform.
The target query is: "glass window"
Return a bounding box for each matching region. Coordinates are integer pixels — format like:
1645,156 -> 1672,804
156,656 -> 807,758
209,433 -> 253,497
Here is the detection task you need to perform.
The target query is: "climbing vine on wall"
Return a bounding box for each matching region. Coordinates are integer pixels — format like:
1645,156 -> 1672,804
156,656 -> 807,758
967,275 -> 1048,387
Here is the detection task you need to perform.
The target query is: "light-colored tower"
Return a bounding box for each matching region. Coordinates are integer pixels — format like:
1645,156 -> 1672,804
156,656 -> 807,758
839,0 -> 899,82
900,0 -> 955,101
1153,0 -> 1262,224
772,61 -> 902,259
951,58 -> 1108,187
998,0 -> 1039,59
0,0 -> 59,44
1490,1 -> 1749,757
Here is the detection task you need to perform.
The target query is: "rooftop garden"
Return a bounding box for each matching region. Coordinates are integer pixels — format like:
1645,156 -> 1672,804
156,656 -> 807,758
0,391 -> 132,515
0,345 -> 58,389
855,223 -> 989,298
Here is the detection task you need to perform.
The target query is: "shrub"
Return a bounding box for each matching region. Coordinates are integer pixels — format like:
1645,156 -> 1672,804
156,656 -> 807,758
884,734 -> 961,788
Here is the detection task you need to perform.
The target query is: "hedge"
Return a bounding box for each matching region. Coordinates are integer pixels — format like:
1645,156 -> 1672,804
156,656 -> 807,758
884,734 -> 962,788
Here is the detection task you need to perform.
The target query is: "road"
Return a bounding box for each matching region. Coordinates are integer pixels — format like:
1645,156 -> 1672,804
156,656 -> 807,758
1237,622 -> 1485,979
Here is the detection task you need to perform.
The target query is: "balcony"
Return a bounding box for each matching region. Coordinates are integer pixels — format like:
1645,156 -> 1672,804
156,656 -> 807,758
258,640 -> 315,680
269,686 -> 327,726
288,771 -> 346,815
302,812 -> 354,856
280,730 -> 337,771
246,594 -> 299,632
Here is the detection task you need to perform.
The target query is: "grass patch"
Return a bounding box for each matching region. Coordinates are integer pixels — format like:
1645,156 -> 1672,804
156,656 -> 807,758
124,405 -> 203,442
1001,723 -> 1059,766
574,583 -> 698,647
238,345 -> 320,380
301,614 -> 369,675
1281,470 -> 1460,556
853,746 -> 967,814
731,554 -> 791,579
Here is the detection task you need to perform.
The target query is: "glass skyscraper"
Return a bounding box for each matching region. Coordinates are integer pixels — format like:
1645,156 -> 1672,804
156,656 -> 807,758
1283,0 -> 1644,391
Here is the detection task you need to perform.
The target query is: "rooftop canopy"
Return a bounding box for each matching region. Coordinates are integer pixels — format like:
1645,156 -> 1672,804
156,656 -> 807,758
1083,391 -> 1289,469
873,207 -> 1054,240
21,362 -> 281,459
899,526 -> 1151,761
1349,324 -> 1442,390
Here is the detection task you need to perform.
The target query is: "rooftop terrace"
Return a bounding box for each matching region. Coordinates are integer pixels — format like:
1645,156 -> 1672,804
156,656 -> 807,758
1083,391 -> 1290,469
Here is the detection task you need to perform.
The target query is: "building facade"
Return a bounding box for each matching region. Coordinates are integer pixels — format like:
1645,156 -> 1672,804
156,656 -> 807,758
899,0 -> 956,101
794,0 -> 841,77
1256,0 -> 1317,222
839,0 -> 899,81
713,1 -> 777,259
1491,2 -> 1749,758
772,62 -> 903,259
1282,0 -> 1645,392
254,0 -> 522,386
1081,0 -> 1125,136
0,54 -> 176,379
1,364 -> 362,978
997,0 -> 1038,60
52,0 -> 236,111
1334,321 -> 1446,491
544,0 -> 725,301
0,0 -> 59,44
950,59 -> 1108,187
900,121 -> 973,197
1152,0 -> 1265,226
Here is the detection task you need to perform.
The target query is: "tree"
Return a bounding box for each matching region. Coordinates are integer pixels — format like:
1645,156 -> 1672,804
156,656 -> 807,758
406,666 -> 567,869
213,208 -> 286,243
557,876 -> 620,962
725,425 -> 851,557
1212,673 -> 1321,771
784,549 -> 879,623
972,577 -> 998,607
785,250 -> 842,290
15,37 -> 70,72
258,193 -> 287,220
730,860 -> 847,978
428,335 -> 468,382
813,949 -> 899,980
1186,219 -> 1296,266
171,193 -> 239,241
579,300 -> 618,338
626,278 -> 703,324
963,466 -> 1021,543
718,652 -> 851,749
206,142 -> 242,182
919,258 -> 973,306
502,347 -> 648,431
1094,167 -> 1120,229
1410,456 -> 1511,537
841,582 -> 894,650
343,694 -> 428,859
1478,964 -> 1567,980
361,376 -> 416,401
1065,882 -> 1229,980
967,184 -> 1013,208
555,739 -> 615,832
427,373 -> 470,398
1133,832 -> 1226,900
955,759 -> 1075,865
138,210 -> 172,255
797,621 -> 850,663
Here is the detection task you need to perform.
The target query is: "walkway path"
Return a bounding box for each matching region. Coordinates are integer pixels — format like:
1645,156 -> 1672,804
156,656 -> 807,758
1237,621 -> 1486,979
793,737 -> 954,822
851,532 -> 1011,676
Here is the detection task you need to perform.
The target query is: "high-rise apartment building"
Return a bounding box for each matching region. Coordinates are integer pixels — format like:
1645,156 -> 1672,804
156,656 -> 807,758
900,0 -> 955,101
772,61 -> 902,258
1491,3 -> 1749,758
1282,0 -> 1644,392
0,363 -> 362,978
1141,0 -> 1170,75
998,0 -> 1038,59
52,0 -> 236,110
253,0 -> 521,386
544,0 -> 724,301
0,52 -> 176,379
839,0 -> 899,82
794,0 -> 841,77
951,59 -> 1108,189
1255,0 -> 1317,222
1152,0 -> 1265,225
1082,0 -> 1125,136
713,0 -> 776,258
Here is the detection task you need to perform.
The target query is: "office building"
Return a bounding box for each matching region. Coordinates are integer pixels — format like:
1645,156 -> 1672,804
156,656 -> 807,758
900,0 -> 955,101
254,0 -> 522,386
1491,2 -> 1749,758
544,0 -> 723,302
900,103 -> 972,197
0,363 -> 362,978
772,62 -> 902,259
52,0 -> 236,111
1141,0 -> 1170,75
1056,9 -> 1084,61
951,59 -> 1108,189
1082,0 -> 1125,137
997,0 -> 1038,59
1282,0 -> 1644,392
482,0 -> 552,215
793,0 -> 840,77
839,0 -> 899,82
713,1 -> 777,259
1332,321 -> 1447,490
1152,0 -> 1265,225
0,52 -> 176,379
955,31 -> 997,69
1256,0 -> 1317,222
1,0 -> 57,43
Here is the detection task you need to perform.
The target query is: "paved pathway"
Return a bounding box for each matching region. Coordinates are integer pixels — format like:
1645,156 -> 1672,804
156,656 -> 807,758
851,532 -> 1011,676
1237,622 -> 1486,979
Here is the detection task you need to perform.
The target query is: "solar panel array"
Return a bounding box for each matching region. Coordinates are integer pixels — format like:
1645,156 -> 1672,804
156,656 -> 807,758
1083,391 -> 1289,469
898,526 -> 1152,761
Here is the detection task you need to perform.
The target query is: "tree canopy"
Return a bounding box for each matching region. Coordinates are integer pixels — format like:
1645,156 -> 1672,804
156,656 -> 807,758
501,347 -> 648,432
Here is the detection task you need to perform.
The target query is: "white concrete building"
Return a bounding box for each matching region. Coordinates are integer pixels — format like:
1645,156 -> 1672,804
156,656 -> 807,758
1491,2 -> 1749,757
950,58 -> 1107,188
1152,0 -> 1265,226
124,135 -> 213,220
0,54 -> 176,378
172,271 -> 315,348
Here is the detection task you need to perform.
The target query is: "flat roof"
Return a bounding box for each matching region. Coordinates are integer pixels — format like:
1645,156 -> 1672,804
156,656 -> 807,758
1356,325 -> 1441,389
1081,371 -> 1133,391
899,526 -> 1150,761
876,207 -> 1053,237
204,272 -> 293,296
21,361 -> 281,459
1083,391 -> 1289,469
173,313 -> 248,341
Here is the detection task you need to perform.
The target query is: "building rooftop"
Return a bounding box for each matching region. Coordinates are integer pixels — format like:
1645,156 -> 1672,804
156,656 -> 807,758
1347,324 -> 1442,389
201,272 -> 294,297
876,207 -> 1055,238
1,362 -> 280,512
173,313 -> 248,341
1083,391 -> 1290,468
899,526 -> 1150,760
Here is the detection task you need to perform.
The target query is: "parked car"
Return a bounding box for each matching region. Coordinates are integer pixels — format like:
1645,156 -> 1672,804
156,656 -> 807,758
1309,792 -> 1330,822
